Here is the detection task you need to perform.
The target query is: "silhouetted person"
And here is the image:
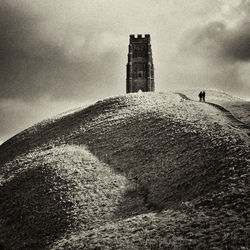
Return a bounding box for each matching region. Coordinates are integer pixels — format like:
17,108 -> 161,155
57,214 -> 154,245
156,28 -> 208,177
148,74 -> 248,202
199,91 -> 202,102
202,91 -> 206,102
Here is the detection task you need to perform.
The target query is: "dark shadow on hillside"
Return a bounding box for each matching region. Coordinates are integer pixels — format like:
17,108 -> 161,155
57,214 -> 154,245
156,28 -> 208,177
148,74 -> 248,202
113,182 -> 157,219
70,111 -> 249,216
0,165 -> 73,249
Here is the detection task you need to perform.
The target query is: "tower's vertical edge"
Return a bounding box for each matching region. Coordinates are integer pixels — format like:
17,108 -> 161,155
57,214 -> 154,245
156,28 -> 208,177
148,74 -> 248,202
146,34 -> 155,92
126,34 -> 155,93
126,37 -> 133,93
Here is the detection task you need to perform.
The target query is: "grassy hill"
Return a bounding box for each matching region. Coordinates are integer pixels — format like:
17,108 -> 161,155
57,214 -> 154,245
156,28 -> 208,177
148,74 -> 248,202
0,91 -> 249,249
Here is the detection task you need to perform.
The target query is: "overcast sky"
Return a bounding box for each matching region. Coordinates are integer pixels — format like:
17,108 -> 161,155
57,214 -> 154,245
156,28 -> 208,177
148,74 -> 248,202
1,0 -> 250,143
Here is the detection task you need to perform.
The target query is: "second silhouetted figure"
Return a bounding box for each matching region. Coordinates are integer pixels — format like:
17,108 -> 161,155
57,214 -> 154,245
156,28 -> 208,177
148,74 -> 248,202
202,91 -> 206,102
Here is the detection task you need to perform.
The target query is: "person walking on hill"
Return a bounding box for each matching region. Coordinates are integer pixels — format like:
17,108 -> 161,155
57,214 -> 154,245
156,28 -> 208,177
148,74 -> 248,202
199,91 -> 202,102
202,91 -> 206,102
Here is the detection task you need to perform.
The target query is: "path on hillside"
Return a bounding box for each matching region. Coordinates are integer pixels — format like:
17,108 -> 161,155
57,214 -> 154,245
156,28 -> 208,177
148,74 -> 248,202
175,92 -> 250,138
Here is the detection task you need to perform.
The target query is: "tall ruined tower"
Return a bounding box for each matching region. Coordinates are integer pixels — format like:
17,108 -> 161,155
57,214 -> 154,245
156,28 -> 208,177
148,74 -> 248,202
126,34 -> 155,93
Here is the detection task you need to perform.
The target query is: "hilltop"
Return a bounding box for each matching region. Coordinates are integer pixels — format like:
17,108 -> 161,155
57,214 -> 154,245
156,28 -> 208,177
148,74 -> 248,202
0,91 -> 249,249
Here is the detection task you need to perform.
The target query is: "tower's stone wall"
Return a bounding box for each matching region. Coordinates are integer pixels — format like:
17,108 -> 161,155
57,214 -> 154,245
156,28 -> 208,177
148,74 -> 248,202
126,34 -> 155,93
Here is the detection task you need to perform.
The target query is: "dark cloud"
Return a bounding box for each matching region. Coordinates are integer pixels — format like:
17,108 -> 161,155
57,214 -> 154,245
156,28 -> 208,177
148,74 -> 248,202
222,22 -> 250,61
186,0 -> 250,63
0,1 -> 122,102
185,20 -> 250,62
0,2 -> 64,100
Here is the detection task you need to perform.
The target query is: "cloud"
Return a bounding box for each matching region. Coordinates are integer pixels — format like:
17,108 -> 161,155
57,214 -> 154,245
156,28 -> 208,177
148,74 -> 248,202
175,0 -> 250,95
0,2 -> 65,100
189,21 -> 250,62
222,22 -> 250,61
0,1 -> 124,102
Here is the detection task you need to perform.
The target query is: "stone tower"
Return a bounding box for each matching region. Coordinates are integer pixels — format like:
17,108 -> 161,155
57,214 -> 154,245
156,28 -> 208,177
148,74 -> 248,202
126,34 -> 155,93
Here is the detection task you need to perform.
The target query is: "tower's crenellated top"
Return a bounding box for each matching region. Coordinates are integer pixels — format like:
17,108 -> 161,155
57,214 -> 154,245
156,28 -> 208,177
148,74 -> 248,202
130,34 -> 151,42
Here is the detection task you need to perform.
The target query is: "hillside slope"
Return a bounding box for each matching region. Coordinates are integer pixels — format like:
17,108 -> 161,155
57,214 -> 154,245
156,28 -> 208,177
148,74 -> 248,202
0,91 -> 249,249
